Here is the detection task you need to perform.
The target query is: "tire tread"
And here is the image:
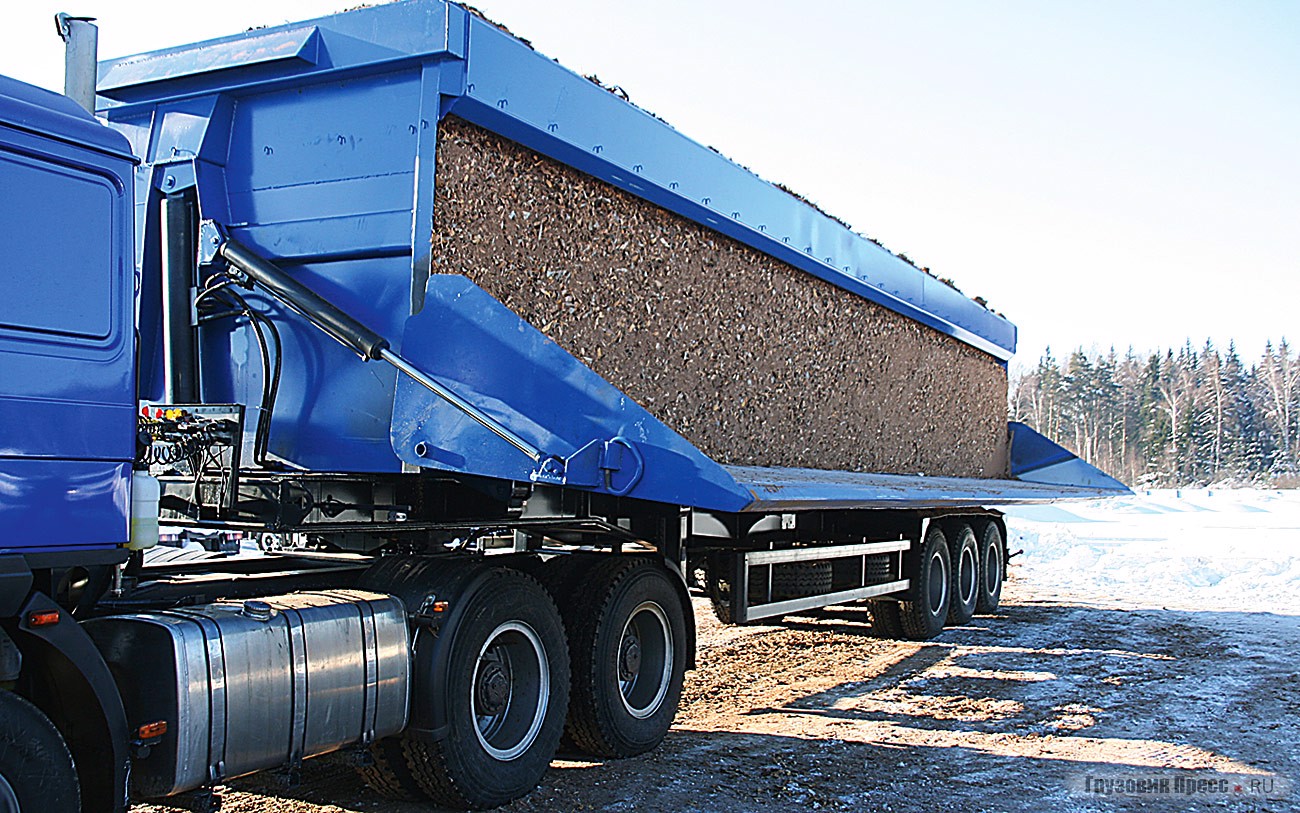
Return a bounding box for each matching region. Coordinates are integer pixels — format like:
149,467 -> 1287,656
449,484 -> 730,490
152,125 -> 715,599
898,524 -> 950,640
976,521 -> 1005,614
357,736 -> 428,801
946,523 -> 979,626
0,690 -> 80,813
563,557 -> 646,757
867,599 -> 905,639
556,557 -> 686,759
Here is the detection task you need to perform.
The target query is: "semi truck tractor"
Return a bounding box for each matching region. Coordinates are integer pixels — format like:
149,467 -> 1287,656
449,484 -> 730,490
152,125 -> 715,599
0,3 -> 1127,811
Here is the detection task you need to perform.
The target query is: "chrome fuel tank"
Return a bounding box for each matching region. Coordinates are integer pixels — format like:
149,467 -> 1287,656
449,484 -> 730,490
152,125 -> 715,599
86,589 -> 409,798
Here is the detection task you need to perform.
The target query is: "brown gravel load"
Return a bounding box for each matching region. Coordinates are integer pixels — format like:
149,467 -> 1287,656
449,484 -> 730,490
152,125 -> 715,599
429,117 -> 1008,478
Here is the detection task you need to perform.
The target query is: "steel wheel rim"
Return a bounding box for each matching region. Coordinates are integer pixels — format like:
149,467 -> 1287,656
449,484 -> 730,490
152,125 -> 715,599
471,620 -> 549,761
618,601 -> 673,719
985,541 -> 1002,596
0,772 -> 19,813
928,548 -> 948,617
959,544 -> 977,606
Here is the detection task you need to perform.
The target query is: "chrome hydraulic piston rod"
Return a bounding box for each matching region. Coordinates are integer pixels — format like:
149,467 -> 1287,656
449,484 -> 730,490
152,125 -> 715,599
215,236 -> 543,462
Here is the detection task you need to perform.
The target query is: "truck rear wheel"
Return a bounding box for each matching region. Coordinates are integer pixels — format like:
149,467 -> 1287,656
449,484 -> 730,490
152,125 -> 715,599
0,691 -> 80,813
562,558 -> 687,758
399,569 -> 569,809
946,524 -> 979,626
976,522 -> 1005,614
898,524 -> 950,640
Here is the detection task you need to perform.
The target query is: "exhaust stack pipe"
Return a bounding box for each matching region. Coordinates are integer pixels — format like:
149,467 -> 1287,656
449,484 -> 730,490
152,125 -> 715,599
54,12 -> 98,113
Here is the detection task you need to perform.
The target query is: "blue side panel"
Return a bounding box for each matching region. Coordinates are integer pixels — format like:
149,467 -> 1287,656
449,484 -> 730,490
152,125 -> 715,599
0,75 -> 136,553
198,260 -> 404,471
392,276 -> 751,511
0,460 -> 130,553
208,71 -> 427,471
1009,422 -> 1130,492
220,72 -> 424,262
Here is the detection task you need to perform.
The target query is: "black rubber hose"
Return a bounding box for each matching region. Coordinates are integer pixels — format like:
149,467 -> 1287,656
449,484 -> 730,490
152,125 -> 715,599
218,238 -> 390,361
197,287 -> 280,466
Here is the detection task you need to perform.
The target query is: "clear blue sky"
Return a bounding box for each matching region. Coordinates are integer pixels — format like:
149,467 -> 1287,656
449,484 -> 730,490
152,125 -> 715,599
2,1 -> 1295,366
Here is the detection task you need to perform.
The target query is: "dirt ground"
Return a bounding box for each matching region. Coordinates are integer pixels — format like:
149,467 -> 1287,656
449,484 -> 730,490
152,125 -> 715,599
136,573 -> 1298,813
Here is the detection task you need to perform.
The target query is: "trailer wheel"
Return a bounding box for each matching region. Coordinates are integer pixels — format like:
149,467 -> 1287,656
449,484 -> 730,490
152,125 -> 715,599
898,524 -> 950,640
975,522 -> 1005,614
0,691 -> 80,813
867,599 -> 905,639
563,558 -> 687,758
400,569 -> 569,810
946,524 -> 979,626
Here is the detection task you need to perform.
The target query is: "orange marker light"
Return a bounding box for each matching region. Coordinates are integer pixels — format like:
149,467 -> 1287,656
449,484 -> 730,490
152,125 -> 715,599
138,720 -> 168,739
27,610 -> 60,627
432,600 -> 449,613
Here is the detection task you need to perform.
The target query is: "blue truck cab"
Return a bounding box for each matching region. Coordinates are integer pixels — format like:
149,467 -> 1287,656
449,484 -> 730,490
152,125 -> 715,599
0,75 -> 136,560
0,74 -> 138,813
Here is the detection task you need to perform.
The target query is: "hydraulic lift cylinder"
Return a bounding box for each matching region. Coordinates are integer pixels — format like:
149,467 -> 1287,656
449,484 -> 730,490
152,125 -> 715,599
161,194 -> 199,403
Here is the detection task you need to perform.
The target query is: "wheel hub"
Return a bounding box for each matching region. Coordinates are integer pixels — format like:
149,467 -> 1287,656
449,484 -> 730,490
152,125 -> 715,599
618,602 -> 674,720
471,621 -> 551,762
476,661 -> 511,716
619,634 -> 642,680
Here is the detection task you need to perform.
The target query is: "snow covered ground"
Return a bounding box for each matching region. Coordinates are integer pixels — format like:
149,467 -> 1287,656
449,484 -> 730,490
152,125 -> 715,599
1004,488 -> 1300,615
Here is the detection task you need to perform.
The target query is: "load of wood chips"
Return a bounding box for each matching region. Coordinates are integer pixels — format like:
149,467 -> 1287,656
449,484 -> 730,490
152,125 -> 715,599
429,117 -> 1008,478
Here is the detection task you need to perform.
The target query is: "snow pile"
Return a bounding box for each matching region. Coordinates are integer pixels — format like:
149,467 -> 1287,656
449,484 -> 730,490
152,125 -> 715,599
1003,489 -> 1300,614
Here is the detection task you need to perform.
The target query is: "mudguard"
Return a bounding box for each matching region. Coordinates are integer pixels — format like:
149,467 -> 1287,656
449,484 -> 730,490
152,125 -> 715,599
14,592 -> 130,813
359,555 -> 499,741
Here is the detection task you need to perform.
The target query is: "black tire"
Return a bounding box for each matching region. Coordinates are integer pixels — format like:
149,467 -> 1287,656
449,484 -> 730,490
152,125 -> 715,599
771,561 -> 834,600
975,521 -> 1005,614
898,524 -> 950,640
399,568 -> 570,810
562,558 -> 688,758
867,599 -> 905,639
0,691 -> 80,813
357,737 -> 427,801
946,523 -> 979,626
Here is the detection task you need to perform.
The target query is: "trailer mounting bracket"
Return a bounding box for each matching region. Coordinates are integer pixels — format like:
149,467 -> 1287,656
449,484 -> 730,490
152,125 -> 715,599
536,436 -> 645,494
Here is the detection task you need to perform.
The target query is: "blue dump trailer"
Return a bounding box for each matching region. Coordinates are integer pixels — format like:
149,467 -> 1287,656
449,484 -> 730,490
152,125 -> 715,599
0,3 -> 1127,811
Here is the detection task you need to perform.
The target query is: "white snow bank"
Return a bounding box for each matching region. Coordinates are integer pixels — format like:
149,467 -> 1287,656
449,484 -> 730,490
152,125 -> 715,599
1002,489 -> 1300,615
